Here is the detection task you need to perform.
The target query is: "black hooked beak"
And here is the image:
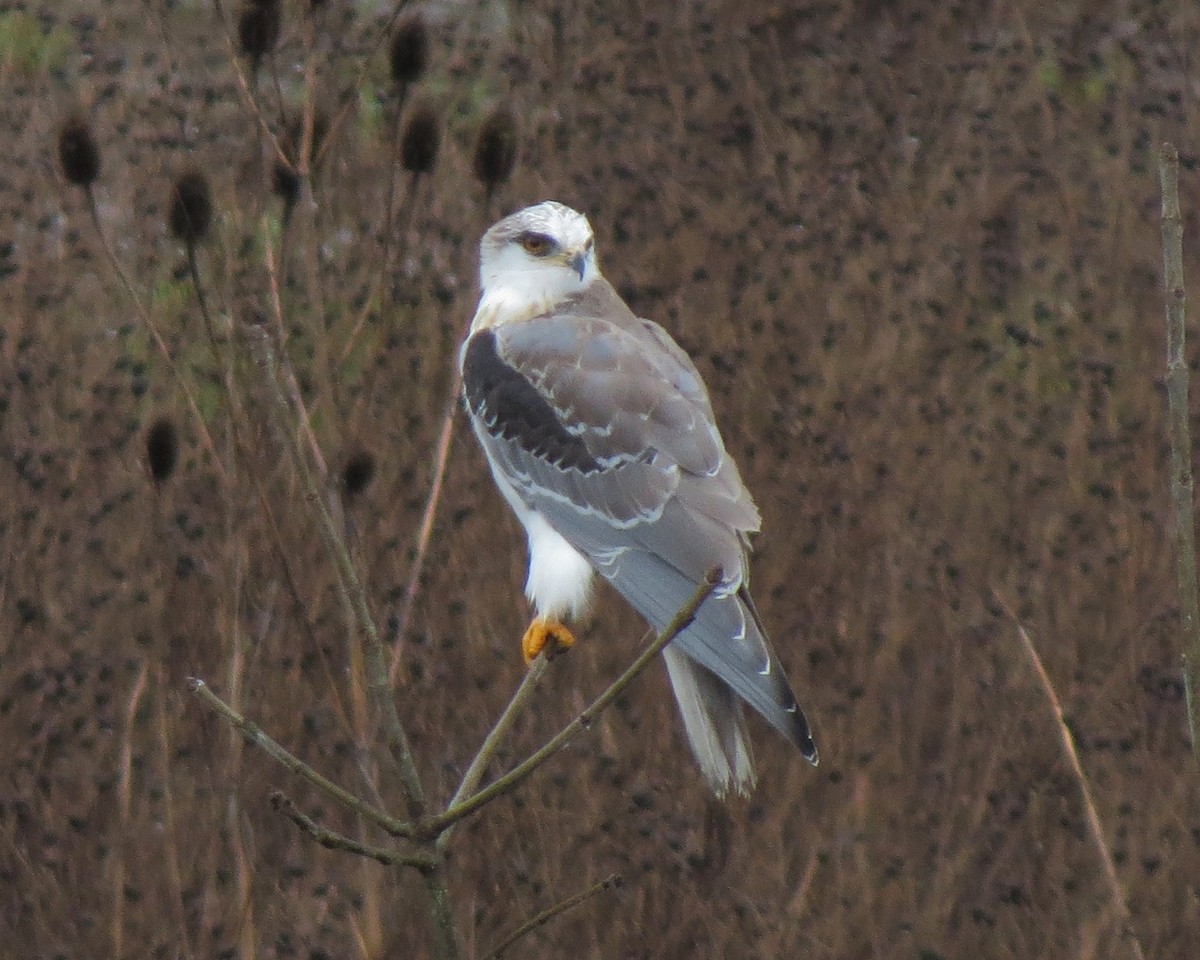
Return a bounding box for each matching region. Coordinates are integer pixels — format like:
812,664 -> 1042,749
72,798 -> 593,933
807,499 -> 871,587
566,251 -> 587,280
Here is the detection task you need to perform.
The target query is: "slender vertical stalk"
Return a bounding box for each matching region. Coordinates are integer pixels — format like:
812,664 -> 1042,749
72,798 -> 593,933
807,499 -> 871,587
249,318 -> 464,960
998,606 -> 1145,960
1158,142 -> 1200,761
390,377 -> 462,682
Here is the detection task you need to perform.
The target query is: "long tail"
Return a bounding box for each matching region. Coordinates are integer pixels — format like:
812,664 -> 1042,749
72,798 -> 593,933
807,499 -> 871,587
662,645 -> 756,797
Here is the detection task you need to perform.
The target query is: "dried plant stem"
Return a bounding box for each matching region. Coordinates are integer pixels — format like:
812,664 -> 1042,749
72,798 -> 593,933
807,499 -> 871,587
377,95 -> 411,289
340,171 -> 426,397
112,660 -> 149,960
391,378 -> 462,682
262,228 -> 328,478
1158,142 -> 1200,761
270,792 -> 436,871
82,189 -> 227,482
481,873 -> 622,960
189,678 -> 416,839
225,553 -> 259,960
252,326 -> 425,808
154,670 -> 195,959
313,0 -> 418,171
178,243 -> 328,689
247,316 -> 464,960
422,575 -> 720,837
184,242 -> 218,367
996,600 -> 1146,960
181,239 -> 245,479
210,0 -> 290,172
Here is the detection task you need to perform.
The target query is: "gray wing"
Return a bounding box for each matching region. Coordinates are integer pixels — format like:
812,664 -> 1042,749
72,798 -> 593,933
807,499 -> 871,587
461,299 -> 817,777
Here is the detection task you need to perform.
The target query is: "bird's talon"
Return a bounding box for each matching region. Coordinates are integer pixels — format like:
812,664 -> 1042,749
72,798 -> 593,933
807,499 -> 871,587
522,618 -> 576,662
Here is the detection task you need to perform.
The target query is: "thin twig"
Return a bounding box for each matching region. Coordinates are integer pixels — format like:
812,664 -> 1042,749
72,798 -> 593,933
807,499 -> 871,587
481,874 -> 622,960
421,574 -> 721,838
1158,141 -> 1200,762
184,242 -> 219,366
182,238 -> 241,473
994,597 -> 1146,960
189,678 -> 417,839
262,227 -> 328,478
436,656 -> 552,852
270,792 -> 436,872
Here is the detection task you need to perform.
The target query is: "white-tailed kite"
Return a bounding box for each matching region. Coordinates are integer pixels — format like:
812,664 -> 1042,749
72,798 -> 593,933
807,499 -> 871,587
460,201 -> 817,796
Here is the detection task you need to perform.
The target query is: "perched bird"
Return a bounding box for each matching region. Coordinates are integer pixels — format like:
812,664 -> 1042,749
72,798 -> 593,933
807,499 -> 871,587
460,201 -> 817,796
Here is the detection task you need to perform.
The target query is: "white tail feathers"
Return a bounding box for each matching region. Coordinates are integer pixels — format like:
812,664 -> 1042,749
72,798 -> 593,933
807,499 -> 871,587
662,645 -> 756,797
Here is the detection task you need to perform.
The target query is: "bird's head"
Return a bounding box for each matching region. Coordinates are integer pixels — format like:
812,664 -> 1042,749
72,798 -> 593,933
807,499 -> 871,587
474,201 -> 599,328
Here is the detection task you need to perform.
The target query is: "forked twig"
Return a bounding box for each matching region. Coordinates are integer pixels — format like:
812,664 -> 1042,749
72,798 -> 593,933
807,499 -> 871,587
420,574 -> 721,838
189,678 -> 417,839
436,655 -> 552,852
270,792 -> 435,871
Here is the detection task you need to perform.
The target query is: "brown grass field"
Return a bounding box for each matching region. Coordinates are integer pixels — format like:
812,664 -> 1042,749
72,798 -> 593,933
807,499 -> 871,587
3,0 -> 1199,957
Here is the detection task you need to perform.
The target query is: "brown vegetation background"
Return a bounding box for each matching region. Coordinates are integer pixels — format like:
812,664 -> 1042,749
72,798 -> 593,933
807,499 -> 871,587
3,0 -> 1199,957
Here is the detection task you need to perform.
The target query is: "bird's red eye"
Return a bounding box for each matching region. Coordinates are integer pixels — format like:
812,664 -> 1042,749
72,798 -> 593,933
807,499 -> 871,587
520,233 -> 552,256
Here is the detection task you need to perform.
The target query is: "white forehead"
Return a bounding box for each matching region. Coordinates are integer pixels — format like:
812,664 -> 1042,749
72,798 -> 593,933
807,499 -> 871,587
482,201 -> 593,252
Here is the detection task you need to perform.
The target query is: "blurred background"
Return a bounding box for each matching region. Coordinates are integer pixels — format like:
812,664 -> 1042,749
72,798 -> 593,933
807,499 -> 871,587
2,0 -> 1199,957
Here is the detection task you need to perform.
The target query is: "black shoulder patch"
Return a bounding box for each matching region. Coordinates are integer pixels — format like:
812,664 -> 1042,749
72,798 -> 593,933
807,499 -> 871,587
462,329 -> 602,473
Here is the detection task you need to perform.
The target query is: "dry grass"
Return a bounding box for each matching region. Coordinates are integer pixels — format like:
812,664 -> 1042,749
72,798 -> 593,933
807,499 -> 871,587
2,0 -> 1199,957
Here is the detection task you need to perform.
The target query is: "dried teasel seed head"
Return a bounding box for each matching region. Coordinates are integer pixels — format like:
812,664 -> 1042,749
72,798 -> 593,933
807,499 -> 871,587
472,107 -> 518,197
341,451 -> 376,499
389,15 -> 428,89
400,103 -> 440,175
145,417 -> 179,483
168,169 -> 214,244
238,0 -> 281,66
58,116 -> 101,187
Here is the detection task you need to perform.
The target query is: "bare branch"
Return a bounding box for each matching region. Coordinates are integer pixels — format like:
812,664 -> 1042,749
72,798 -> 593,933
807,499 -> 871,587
247,320 -> 428,816
481,874 -> 622,960
270,792 -> 436,872
189,678 -> 416,840
436,655 -> 552,852
422,573 -> 722,838
243,315 -> 467,960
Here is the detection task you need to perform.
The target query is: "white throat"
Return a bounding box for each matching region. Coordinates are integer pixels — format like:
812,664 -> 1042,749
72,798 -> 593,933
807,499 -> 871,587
472,246 -> 598,331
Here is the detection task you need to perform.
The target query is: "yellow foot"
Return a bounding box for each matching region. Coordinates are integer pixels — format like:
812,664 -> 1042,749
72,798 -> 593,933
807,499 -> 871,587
522,617 -> 576,663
